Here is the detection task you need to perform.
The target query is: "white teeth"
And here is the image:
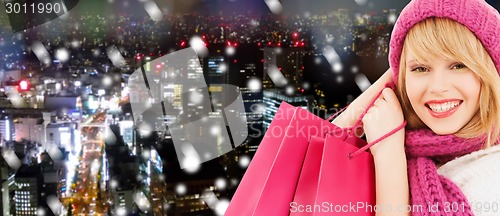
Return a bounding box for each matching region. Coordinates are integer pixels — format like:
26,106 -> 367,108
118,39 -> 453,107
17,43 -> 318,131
428,101 -> 460,113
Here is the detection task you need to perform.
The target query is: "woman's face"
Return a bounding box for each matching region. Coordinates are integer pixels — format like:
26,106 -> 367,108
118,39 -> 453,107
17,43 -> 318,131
405,51 -> 481,135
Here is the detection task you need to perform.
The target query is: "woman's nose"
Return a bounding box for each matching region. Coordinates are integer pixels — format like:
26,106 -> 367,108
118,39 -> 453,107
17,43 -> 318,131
428,70 -> 451,94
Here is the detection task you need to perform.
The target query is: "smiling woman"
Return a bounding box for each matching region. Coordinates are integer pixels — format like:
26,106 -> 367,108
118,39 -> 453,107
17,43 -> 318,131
387,0 -> 500,215
332,0 -> 500,215
396,17 -> 500,143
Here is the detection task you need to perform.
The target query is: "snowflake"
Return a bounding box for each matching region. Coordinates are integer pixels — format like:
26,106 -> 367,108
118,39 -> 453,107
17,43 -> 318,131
285,85 -> 295,96
189,90 -> 204,105
31,41 -> 51,66
266,65 -> 287,87
238,155 -> 250,168
225,46 -> 236,56
144,1 -> 163,22
264,0 -> 283,15
218,63 -> 227,73
102,76 -> 113,87
355,73 -> 371,92
107,46 -> 126,68
355,0 -> 368,6
176,184 -> 187,195
55,48 -> 70,62
190,36 -> 208,57
336,76 -> 344,83
215,178 -> 227,190
247,78 -> 261,91
351,65 -> 359,74
181,144 -> 201,173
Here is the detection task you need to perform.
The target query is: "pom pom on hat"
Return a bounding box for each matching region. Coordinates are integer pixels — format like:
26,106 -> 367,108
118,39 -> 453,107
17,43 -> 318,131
389,0 -> 500,83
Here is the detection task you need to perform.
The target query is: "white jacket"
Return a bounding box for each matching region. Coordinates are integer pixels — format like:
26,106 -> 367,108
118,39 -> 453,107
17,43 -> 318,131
437,144 -> 500,216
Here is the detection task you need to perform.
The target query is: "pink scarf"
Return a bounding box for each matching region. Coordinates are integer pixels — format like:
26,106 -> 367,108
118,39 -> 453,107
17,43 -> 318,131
405,129 -> 485,216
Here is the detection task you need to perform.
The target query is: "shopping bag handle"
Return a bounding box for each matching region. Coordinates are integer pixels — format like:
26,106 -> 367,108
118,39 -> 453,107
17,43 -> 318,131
327,82 -> 396,138
326,82 -> 407,158
348,120 -> 406,158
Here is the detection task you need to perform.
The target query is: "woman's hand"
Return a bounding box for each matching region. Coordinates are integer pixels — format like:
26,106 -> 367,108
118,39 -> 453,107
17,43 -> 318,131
362,87 -> 405,156
331,68 -> 393,129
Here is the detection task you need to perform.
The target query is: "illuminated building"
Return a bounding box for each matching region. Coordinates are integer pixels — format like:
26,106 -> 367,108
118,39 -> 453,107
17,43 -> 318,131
263,47 -> 307,89
0,157 -> 15,216
0,114 -> 15,146
262,89 -> 313,132
14,165 -> 40,216
14,117 -> 45,144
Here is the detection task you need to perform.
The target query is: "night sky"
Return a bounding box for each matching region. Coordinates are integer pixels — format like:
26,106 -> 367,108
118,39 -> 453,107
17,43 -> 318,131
70,0 -> 499,16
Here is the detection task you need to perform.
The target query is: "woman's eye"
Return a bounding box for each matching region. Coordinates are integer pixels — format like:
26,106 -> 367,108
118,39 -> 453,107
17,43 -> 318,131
411,67 -> 428,73
452,63 -> 467,70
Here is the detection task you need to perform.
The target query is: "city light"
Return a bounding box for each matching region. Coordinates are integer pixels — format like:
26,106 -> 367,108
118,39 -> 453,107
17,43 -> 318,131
19,80 -> 28,90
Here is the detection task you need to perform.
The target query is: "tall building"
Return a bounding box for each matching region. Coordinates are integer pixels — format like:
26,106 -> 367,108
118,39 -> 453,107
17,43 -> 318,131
263,47 -> 307,89
14,117 -> 45,144
145,149 -> 165,216
46,122 -> 76,153
14,165 -> 40,216
0,114 -> 15,146
0,155 -> 15,216
263,89 -> 313,131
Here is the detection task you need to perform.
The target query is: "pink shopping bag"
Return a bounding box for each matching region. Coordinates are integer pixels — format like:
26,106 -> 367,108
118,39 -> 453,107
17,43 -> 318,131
291,85 -> 406,216
226,102 -> 341,216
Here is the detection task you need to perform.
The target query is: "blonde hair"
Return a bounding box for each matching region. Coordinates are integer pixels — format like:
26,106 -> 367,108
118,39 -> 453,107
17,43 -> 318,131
396,17 -> 500,147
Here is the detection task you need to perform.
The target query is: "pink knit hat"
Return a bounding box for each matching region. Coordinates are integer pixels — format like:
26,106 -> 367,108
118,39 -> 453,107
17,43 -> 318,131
389,0 -> 500,83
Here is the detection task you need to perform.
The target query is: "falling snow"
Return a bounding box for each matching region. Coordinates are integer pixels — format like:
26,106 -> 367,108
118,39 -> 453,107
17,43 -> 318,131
144,0 -> 163,22
37,208 -> 46,216
55,48 -> 70,62
102,76 -> 113,87
285,85 -> 295,95
181,143 -> 201,173
225,46 -> 236,56
264,0 -> 283,15
266,65 -> 287,87
6,87 -> 27,108
250,103 -> 265,114
31,41 -> 51,65
47,195 -> 63,215
47,145 -> 64,160
388,14 -> 397,24
215,178 -> 227,190
138,122 -> 153,137
107,46 -> 126,68
110,179 -> 119,189
231,178 -> 239,186
336,76 -> 343,83
116,207 -> 127,216
70,40 -> 81,48
202,191 -> 229,216
355,73 -> 372,92
218,63 -> 227,73
247,78 -> 261,91
351,65 -> 359,74
142,150 -> 151,160
302,82 -> 311,90
2,149 -> 21,170
134,191 -> 152,212
189,90 -> 204,105
176,183 -> 187,195
211,125 -> 221,136
238,155 -> 250,168
355,0 -> 368,6
333,62 -> 343,73
215,199 -> 230,215
190,36 -> 208,57
322,46 -> 343,73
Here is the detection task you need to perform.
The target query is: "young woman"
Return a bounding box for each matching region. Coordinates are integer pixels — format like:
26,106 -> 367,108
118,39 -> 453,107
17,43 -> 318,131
333,0 -> 500,215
